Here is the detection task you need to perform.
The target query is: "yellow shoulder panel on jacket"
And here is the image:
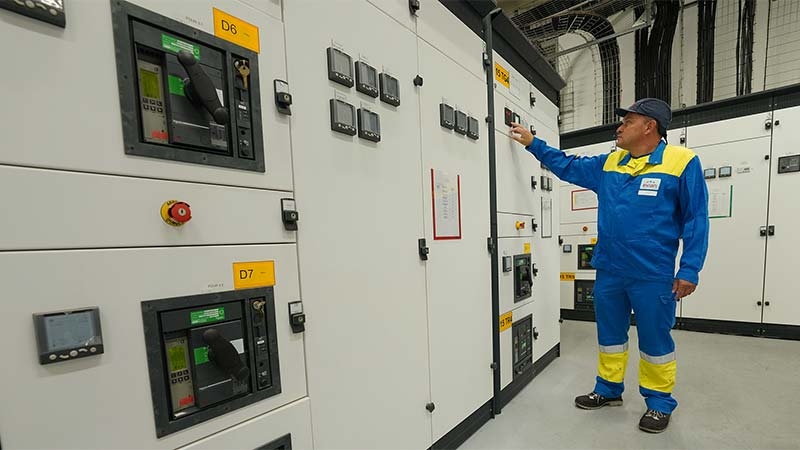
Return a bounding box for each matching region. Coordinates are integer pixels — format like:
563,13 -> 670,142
648,145 -> 696,177
603,150 -> 628,171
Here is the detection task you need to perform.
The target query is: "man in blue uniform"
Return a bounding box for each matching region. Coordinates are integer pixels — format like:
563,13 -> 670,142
510,98 -> 709,433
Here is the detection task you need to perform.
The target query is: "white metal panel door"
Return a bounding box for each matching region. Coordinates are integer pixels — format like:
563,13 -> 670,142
0,0 -> 293,190
0,245 -> 306,450
284,1 -> 432,448
680,124 -> 771,322
763,105 -> 800,325
418,39 -> 492,442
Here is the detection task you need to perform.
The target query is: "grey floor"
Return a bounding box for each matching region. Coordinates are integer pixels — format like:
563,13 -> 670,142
462,320 -> 800,450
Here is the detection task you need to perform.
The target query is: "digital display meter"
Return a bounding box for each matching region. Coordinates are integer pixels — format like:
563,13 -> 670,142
454,111 -> 468,135
330,99 -> 356,136
355,61 -> 379,98
379,73 -> 400,106
440,103 -> 455,129
467,116 -> 479,140
327,47 -> 354,88
33,307 -> 104,364
358,108 -> 381,142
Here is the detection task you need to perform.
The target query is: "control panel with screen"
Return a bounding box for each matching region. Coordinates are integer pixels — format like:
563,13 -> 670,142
111,0 -> 264,171
33,307 -> 104,364
141,287 -> 281,437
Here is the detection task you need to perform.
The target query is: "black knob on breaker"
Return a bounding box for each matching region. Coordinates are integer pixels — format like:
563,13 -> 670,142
177,50 -> 228,125
203,328 -> 249,383
426,402 -> 435,412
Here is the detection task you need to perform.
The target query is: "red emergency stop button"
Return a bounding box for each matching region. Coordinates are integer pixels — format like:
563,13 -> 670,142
516,221 -> 525,230
161,200 -> 192,227
169,202 -> 192,223
582,226 -> 589,232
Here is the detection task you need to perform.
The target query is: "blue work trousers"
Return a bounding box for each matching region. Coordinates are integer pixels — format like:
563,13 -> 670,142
592,270 -> 679,414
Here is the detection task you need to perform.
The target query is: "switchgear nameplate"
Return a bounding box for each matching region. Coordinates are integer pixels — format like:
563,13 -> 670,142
111,0 -> 265,172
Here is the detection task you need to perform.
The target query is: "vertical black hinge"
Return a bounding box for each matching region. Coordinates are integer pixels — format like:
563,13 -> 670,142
418,238 -> 429,260
487,237 -> 496,254
490,362 -> 498,370
482,52 -> 490,68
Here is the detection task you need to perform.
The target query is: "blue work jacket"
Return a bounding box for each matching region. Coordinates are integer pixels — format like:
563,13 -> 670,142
527,138 -> 710,285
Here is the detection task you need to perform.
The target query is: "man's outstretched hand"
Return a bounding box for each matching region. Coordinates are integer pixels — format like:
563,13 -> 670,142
509,122 -> 535,147
673,279 -> 697,299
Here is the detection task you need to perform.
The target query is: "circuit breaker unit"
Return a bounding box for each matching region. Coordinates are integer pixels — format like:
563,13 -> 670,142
111,0 -> 265,171
512,315 -> 533,379
577,244 -> 595,270
141,287 -> 281,437
513,254 -> 533,302
575,280 -> 595,311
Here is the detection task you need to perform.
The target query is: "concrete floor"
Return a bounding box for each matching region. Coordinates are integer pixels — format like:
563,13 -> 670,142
462,320 -> 800,450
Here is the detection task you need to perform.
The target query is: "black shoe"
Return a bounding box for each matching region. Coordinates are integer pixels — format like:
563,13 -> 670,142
574,392 -> 623,410
639,409 -> 671,433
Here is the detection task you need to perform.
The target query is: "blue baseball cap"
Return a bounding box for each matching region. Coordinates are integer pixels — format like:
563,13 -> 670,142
615,98 -> 672,137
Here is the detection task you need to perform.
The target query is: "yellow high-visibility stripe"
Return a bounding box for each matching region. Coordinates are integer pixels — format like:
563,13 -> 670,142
602,145 -> 696,177
598,350 -> 629,383
639,358 -> 677,393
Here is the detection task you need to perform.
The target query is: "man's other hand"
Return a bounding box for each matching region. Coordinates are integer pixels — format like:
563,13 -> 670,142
509,122 -> 535,147
673,279 -> 697,299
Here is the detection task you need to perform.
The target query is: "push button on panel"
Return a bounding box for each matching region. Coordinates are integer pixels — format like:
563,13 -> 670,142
161,200 -> 192,227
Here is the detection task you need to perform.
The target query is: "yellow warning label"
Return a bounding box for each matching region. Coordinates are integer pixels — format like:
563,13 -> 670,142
213,8 -> 260,53
590,237 -> 598,244
500,311 -> 513,332
560,272 -> 576,281
494,62 -> 510,88
233,261 -> 275,289
523,242 -> 531,254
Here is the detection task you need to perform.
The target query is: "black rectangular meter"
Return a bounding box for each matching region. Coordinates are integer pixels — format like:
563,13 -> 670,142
358,108 -> 381,142
0,0 -> 66,27
327,47 -> 354,88
467,116 -> 479,140
33,307 -> 104,365
454,111 -> 468,135
440,103 -> 455,129
379,73 -> 400,106
142,287 -> 281,438
330,99 -> 356,136
355,61 -> 379,98
111,0 -> 264,171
